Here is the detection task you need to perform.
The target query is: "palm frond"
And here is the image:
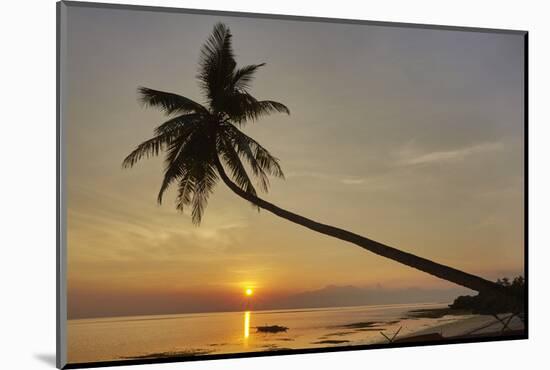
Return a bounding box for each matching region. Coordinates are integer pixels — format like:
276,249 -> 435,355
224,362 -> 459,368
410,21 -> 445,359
217,136 -> 257,196
163,136 -> 219,225
157,137 -> 191,204
256,100 -> 290,116
122,133 -> 174,169
154,113 -> 203,136
122,119 -> 198,169
197,23 -> 236,109
222,123 -> 285,192
190,163 -> 218,225
156,124 -> 220,225
225,123 -> 285,178
232,63 -> 266,91
248,135 -> 285,179
138,87 -> 208,115
156,127 -> 204,204
227,92 -> 290,123
169,151 -> 218,225
175,172 -> 194,212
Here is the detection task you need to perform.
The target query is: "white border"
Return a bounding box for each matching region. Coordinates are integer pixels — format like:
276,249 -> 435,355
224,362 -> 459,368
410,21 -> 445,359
1,1 -> 548,370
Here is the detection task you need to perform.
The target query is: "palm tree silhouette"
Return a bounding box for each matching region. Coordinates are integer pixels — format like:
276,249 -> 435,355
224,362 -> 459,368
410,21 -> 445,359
123,23 -> 505,296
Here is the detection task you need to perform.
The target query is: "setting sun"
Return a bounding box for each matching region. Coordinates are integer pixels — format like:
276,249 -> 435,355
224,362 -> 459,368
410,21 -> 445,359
245,288 -> 254,296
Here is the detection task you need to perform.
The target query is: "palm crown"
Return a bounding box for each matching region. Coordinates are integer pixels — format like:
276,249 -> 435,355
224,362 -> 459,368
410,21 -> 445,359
123,23 -> 290,224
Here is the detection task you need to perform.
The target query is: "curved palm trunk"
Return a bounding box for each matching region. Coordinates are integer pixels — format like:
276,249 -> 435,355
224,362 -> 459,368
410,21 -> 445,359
213,157 -> 506,296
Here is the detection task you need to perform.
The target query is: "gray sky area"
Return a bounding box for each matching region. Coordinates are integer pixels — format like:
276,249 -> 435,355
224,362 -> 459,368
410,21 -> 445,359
64,5 -> 524,318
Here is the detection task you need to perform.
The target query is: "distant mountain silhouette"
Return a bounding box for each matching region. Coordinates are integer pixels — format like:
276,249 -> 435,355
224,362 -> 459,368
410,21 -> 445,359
266,284 -> 473,310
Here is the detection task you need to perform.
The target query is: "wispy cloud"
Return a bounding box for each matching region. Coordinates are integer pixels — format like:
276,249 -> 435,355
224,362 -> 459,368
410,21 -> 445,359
285,171 -> 330,180
398,141 -> 504,166
67,184 -> 250,263
286,171 -> 367,185
340,177 -> 366,185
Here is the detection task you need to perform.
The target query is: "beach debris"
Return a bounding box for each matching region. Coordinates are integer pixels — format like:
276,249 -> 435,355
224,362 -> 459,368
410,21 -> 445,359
463,313 -> 521,336
492,313 -> 518,333
380,326 -> 402,343
255,325 -> 289,333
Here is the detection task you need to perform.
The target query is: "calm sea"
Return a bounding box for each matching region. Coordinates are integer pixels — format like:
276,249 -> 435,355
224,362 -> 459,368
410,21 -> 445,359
67,302 -> 467,364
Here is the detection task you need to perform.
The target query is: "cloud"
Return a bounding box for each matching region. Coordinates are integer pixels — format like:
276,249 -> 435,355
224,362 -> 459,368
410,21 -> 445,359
285,171 -> 331,180
340,177 -> 366,185
67,184 -> 251,264
398,142 -> 504,166
286,171 -> 367,185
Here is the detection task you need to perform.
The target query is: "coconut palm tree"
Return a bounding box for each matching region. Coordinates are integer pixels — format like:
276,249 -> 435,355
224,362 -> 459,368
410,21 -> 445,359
123,22 -> 506,296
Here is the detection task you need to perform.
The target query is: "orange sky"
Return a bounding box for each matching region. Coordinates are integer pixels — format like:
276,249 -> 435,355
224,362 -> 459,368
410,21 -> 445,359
65,6 -> 524,318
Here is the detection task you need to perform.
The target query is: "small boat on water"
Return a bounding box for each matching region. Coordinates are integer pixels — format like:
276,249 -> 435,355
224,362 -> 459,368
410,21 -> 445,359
255,325 -> 289,333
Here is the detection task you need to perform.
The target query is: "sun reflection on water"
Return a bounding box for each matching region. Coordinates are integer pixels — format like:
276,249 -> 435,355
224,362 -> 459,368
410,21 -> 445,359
243,311 -> 251,343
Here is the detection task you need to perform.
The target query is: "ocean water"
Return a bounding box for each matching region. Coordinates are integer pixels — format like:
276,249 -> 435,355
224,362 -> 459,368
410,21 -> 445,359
67,302 -> 469,364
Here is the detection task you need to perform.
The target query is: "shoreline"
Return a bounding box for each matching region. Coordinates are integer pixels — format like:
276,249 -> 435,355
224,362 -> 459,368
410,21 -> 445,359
68,301 -> 450,322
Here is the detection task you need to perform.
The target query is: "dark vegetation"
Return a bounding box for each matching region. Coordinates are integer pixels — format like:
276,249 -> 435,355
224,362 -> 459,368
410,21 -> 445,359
405,277 -> 525,321
449,276 -> 525,317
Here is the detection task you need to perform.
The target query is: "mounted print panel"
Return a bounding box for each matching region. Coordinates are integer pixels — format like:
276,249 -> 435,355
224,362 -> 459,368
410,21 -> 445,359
57,1 -> 527,368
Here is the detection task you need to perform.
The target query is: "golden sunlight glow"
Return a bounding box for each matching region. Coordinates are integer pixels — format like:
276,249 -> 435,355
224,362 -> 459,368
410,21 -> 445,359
65,14 -> 525,322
